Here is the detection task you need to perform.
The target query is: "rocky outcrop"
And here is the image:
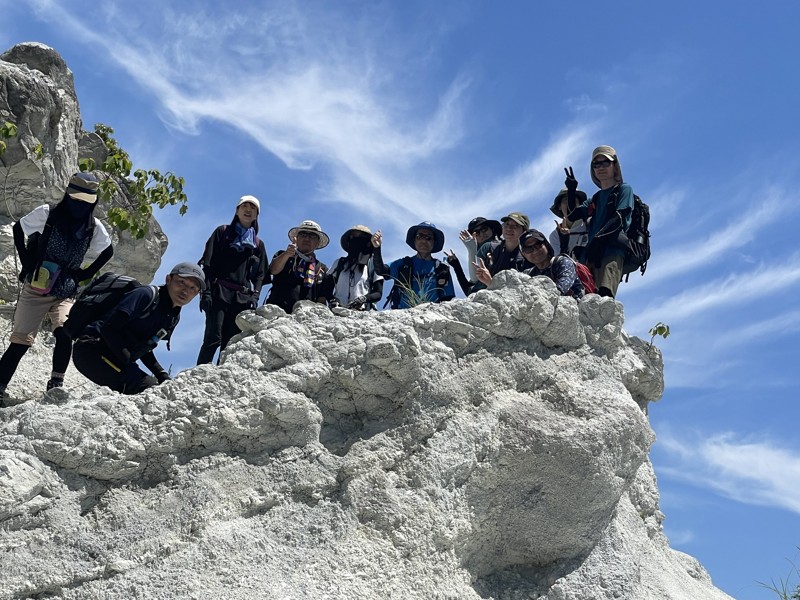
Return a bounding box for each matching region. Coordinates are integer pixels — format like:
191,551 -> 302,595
0,42 -> 166,298
0,273 -> 733,599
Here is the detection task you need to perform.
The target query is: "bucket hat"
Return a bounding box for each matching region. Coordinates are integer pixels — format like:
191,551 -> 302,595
467,217 -> 502,239
550,188 -> 588,217
340,225 -> 373,252
406,221 -> 445,253
288,220 -> 330,249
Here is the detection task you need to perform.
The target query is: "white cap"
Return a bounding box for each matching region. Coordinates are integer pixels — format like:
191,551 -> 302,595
237,195 -> 260,213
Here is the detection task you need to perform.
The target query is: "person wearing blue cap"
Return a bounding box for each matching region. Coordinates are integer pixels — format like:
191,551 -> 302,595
374,222 -> 455,309
0,172 -> 113,404
71,262 -> 205,395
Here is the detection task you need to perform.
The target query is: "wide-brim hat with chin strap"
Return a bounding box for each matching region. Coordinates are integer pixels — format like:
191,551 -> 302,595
467,216 -> 502,238
550,188 -> 588,217
340,225 -> 373,252
288,220 -> 330,249
590,145 -> 623,188
66,172 -> 99,203
406,221 -> 445,253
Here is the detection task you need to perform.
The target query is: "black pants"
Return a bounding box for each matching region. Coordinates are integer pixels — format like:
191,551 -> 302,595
72,339 -> 157,395
196,299 -> 249,365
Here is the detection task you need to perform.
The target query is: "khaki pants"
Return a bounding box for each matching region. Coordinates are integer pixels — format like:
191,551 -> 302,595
9,284 -> 74,346
592,253 -> 623,298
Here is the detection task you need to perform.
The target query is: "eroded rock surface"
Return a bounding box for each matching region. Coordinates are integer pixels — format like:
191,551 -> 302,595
0,273 -> 731,599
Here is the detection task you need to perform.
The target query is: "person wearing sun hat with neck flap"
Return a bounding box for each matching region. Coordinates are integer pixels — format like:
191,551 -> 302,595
564,145 -> 634,298
324,225 -> 385,311
0,172 -> 114,404
196,195 -> 268,365
265,219 -> 330,313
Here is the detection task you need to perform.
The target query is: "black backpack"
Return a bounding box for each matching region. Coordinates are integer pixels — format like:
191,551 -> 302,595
621,193 -> 651,278
385,256 -> 452,308
63,272 -> 159,340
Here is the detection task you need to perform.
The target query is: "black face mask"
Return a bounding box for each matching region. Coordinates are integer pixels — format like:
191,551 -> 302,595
348,236 -> 372,256
66,197 -> 94,221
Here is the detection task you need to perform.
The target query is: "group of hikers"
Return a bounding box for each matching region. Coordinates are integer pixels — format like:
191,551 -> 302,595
0,144 -> 645,401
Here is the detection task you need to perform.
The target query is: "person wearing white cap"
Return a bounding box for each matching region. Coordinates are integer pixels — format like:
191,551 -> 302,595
564,145 -> 634,298
71,262 -> 205,395
265,220 -> 330,313
196,195 -> 268,364
0,172 -> 113,404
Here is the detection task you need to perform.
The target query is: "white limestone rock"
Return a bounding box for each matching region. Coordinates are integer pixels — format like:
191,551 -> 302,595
0,272 -> 732,600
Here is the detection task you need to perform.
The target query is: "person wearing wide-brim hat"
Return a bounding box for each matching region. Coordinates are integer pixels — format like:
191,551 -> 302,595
453,217 -> 502,288
372,221 -> 455,309
549,187 -> 589,259
196,195 -> 269,365
564,145 -> 635,298
324,225 -> 385,311
0,172 -> 114,403
265,219 -> 330,313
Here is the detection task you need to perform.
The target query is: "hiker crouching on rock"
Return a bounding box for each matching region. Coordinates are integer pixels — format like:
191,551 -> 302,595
476,229 -> 584,299
196,195 -> 268,365
375,222 -> 455,309
325,225 -> 384,311
564,145 -> 634,298
71,263 -> 205,395
0,173 -> 113,403
265,220 -> 329,313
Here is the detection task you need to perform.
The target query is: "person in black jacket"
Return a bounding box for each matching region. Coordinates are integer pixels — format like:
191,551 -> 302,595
196,196 -> 268,364
0,173 -> 113,403
72,263 -> 205,395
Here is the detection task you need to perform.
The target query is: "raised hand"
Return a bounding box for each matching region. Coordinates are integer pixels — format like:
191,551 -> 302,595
564,166 -> 578,191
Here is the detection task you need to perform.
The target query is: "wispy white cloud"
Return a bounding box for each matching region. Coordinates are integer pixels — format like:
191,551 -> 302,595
656,431 -> 800,514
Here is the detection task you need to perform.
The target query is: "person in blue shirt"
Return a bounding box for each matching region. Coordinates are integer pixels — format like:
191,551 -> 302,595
375,222 -> 455,309
564,145 -> 634,298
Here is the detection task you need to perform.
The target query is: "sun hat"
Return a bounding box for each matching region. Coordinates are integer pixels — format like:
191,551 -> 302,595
519,228 -> 554,259
501,212 -> 530,230
169,262 -> 207,291
406,221 -> 445,253
590,145 -> 623,188
237,195 -> 260,213
467,217 -> 502,239
550,188 -> 588,217
288,220 -> 330,249
66,172 -> 99,203
340,225 -> 373,252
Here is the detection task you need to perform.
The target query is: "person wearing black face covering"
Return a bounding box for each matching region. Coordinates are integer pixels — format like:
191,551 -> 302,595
0,173 -> 113,403
324,225 -> 384,311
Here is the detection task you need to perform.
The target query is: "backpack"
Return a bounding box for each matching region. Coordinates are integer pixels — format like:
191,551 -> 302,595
385,256 -> 452,309
566,255 -> 597,295
607,186 -> 651,279
63,272 -> 159,340
485,240 -> 526,275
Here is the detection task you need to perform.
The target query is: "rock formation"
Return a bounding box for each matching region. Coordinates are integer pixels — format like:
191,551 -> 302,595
0,43 -> 733,599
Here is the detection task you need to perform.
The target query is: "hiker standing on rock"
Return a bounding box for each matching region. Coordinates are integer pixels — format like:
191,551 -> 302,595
196,196 -> 268,365
325,225 -> 384,311
71,263 -> 205,395
564,145 -> 634,298
0,173 -> 113,403
375,222 -> 455,309
265,220 -> 330,313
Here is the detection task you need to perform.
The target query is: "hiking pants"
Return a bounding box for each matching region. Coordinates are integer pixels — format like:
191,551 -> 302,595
196,299 -> 248,365
72,338 -> 157,395
593,252 -> 624,298
10,284 -> 74,345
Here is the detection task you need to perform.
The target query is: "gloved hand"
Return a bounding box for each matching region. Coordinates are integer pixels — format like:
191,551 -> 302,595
199,293 -> 212,313
154,369 -> 171,384
564,166 -> 578,191
347,295 -> 367,309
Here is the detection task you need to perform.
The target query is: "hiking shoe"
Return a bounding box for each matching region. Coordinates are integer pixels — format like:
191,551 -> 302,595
46,378 -> 64,391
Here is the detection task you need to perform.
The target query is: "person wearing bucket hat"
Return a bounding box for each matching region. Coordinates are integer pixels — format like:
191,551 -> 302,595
471,211 -> 532,293
324,225 -> 385,311
265,219 -> 330,313
373,221 -> 455,309
196,195 -> 269,365
474,229 -> 586,299
564,146 -> 635,298
71,262 -> 204,395
0,172 -> 114,403
549,184 -> 589,259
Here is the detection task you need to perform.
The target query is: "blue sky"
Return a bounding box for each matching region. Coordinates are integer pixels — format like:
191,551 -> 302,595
3,1 -> 800,597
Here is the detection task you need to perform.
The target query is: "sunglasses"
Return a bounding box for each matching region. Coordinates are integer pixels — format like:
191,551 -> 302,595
591,159 -> 613,169
521,241 -> 545,254
297,231 -> 319,240
415,233 -> 434,241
